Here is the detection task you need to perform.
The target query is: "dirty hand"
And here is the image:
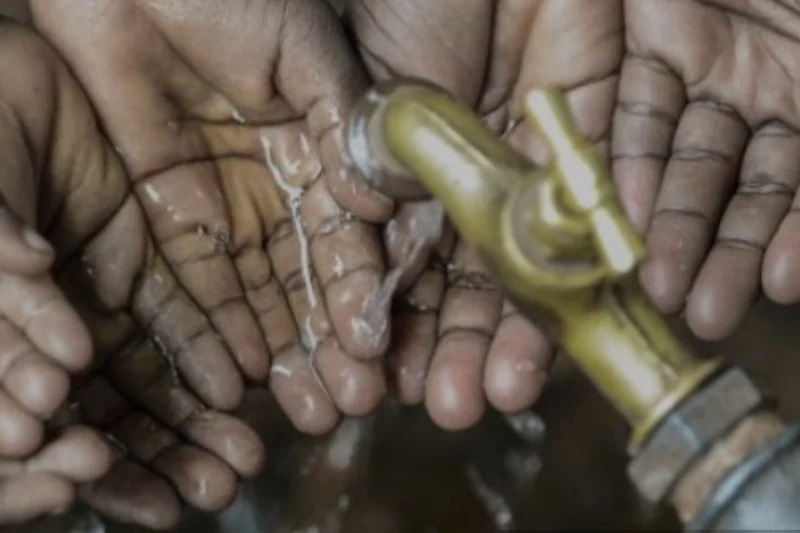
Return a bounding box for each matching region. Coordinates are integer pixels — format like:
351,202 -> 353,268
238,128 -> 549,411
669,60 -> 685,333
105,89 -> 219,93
614,0 -> 800,340
30,0 -> 393,451
346,0 -> 623,429
0,15 -> 271,529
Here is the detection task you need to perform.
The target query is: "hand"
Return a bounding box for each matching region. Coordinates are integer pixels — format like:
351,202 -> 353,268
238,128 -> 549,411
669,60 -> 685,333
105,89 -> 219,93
346,0 -> 623,429
31,0 -> 390,439
0,18 -> 263,529
613,0 -> 800,340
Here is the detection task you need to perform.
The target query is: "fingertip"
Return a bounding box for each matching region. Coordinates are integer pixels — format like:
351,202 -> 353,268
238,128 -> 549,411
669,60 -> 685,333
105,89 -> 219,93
154,445 -> 238,512
425,332 -> 489,432
639,256 -> 687,313
177,332 -> 246,412
181,412 -> 266,479
3,353 -> 71,417
269,347 -> 341,436
328,269 -> 391,361
0,473 -> 75,525
763,236 -> 800,304
316,337 -> 386,416
42,426 -> 116,483
80,461 -> 182,531
29,296 -> 94,373
0,390 -> 44,458
484,316 -> 552,413
686,248 -> 760,341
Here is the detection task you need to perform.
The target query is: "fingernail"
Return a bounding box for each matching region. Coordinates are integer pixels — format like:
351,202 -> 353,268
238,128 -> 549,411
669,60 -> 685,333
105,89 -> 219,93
22,227 -> 54,254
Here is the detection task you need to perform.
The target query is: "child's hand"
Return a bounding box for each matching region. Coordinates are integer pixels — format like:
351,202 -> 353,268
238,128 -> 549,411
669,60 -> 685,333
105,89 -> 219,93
347,0 -> 622,429
614,0 -> 800,340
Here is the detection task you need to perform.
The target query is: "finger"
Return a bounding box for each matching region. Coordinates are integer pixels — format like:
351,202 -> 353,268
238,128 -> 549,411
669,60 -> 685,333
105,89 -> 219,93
484,303 -> 553,413
270,345 -> 340,436
235,247 -> 299,362
277,0 -> 395,222
0,473 -> 74,524
0,388 -> 42,457
0,272 -> 92,373
131,254 -> 244,411
688,123 -> 800,339
388,266 -> 446,405
0,320 -> 70,418
476,0 -> 537,130
260,124 -> 390,361
509,0 -> 622,163
639,101 -> 748,313
133,134 -> 271,386
101,336 -> 265,479
0,207 -> 54,275
612,56 -> 686,232
347,0 -> 494,105
314,335 -> 385,416
81,460 -> 181,531
268,217 -> 332,355
22,425 -> 114,483
384,201 -> 448,294
303,179 -> 389,360
77,377 -> 238,511
425,244 -> 502,430
32,0 -> 270,384
60,196 -> 245,410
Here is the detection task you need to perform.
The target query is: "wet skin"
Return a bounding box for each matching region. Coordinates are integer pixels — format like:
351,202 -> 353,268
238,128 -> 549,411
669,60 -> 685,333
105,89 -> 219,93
9,0 -> 800,527
0,18 -> 269,528
350,0 -> 800,351
347,0 -> 621,429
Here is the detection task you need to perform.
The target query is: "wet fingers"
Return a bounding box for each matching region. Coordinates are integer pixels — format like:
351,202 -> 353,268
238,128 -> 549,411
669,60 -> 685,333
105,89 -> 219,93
388,266 -> 446,405
0,320 -> 69,420
483,303 -> 553,413
0,388 -> 42,457
131,255 -> 244,411
315,335 -> 385,416
101,336 -> 265,480
425,244 -> 502,430
269,345 -> 340,435
78,377 -> 238,512
302,179 -> 389,361
81,460 -> 181,531
0,272 -> 92,374
24,425 -> 115,483
0,425 -> 114,525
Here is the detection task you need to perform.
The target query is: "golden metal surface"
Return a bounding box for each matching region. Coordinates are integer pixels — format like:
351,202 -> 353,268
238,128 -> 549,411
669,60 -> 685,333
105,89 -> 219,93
349,81 -> 724,451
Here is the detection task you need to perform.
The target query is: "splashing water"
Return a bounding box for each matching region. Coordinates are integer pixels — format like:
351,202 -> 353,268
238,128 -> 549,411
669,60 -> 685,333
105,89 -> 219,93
260,131 -> 317,310
466,464 -> 515,531
354,200 -> 445,348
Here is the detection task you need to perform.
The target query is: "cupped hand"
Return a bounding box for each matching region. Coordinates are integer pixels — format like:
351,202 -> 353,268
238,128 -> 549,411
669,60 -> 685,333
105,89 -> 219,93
346,0 -> 622,429
31,0 -> 390,438
0,17 -> 263,529
614,0 -> 800,340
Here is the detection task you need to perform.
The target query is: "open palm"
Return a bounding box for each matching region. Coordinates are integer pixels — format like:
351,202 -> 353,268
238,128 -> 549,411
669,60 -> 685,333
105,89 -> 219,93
0,18 -> 268,528
32,0 -> 391,440
613,0 -> 800,340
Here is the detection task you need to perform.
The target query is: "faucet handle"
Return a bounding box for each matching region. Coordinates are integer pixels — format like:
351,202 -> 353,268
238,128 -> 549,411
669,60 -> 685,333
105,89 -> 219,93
523,89 -> 645,276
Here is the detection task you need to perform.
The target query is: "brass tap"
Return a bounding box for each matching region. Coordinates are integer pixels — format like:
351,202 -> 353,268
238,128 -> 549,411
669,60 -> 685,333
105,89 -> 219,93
346,80 -> 722,452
